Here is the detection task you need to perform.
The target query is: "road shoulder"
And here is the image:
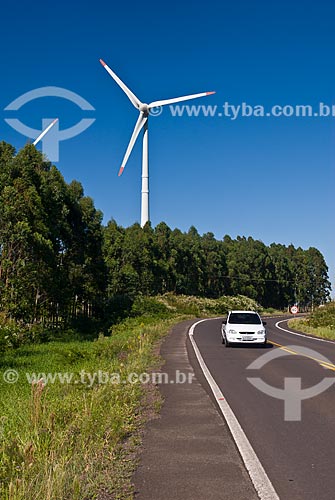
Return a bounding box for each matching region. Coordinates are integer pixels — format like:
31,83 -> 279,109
133,319 -> 258,500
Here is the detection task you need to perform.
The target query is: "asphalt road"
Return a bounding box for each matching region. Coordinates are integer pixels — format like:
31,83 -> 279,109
191,316 -> 335,500
133,320 -> 259,500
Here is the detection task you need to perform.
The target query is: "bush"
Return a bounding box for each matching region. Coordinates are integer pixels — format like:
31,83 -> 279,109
0,318 -> 98,353
131,296 -> 170,317
306,302 -> 335,329
155,292 -> 260,316
0,319 -> 27,351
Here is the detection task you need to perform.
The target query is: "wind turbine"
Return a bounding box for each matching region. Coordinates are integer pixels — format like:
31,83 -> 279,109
100,59 -> 215,227
33,118 -> 58,146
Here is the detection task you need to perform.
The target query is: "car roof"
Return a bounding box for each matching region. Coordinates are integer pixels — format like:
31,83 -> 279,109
229,310 -> 259,314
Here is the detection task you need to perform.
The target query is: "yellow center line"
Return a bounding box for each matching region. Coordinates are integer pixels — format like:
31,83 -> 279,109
319,363 -> 335,372
268,340 -> 335,370
270,341 -> 298,355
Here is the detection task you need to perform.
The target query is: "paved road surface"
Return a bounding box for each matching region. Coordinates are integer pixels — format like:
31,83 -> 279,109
133,320 -> 259,500
191,316 -> 335,500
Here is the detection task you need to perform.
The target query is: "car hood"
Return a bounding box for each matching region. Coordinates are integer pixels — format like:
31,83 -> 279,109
227,323 -> 264,332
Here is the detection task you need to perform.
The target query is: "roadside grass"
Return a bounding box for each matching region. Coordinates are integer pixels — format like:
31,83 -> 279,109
154,292 -> 261,316
261,307 -> 288,316
0,314 -> 185,500
0,291 -> 271,499
288,319 -> 335,340
288,302 -> 335,340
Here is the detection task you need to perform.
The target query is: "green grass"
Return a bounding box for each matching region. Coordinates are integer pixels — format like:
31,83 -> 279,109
154,292 -> 261,316
0,291 -> 272,499
0,315 -> 184,500
288,319 -> 335,340
261,307 -> 287,316
288,302 -> 335,340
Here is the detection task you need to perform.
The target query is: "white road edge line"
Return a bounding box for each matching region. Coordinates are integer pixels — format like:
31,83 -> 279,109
275,319 -> 335,344
189,318 -> 280,500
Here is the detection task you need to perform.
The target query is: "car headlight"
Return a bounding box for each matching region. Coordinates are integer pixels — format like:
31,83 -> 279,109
257,329 -> 266,335
228,329 -> 237,334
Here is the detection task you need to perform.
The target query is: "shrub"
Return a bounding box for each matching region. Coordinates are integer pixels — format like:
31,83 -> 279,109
131,296 -> 170,317
306,302 -> 335,329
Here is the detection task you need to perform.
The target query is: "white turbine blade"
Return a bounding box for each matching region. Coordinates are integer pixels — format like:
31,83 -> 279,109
118,112 -> 147,176
149,91 -> 215,109
100,59 -> 142,109
33,118 -> 58,146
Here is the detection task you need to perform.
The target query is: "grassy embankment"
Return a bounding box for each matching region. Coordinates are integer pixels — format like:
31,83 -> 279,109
288,302 -> 335,340
0,293 -> 261,500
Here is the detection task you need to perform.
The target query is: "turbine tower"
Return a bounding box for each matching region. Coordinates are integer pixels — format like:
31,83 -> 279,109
100,59 -> 215,227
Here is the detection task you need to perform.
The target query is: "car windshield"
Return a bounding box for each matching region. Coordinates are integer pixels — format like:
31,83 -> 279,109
229,313 -> 261,325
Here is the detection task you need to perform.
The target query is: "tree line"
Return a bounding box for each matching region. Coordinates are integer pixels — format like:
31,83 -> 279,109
0,142 -> 331,326
0,142 -> 105,325
103,221 -> 330,309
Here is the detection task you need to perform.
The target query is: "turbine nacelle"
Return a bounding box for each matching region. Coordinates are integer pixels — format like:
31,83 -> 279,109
139,103 -> 150,115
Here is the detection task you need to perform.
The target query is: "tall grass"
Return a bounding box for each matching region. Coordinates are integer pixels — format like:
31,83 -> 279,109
288,302 -> 335,340
154,292 -> 261,316
0,316 -> 180,500
0,292 -> 264,499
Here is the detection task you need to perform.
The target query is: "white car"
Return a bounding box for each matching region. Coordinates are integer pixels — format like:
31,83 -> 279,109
221,310 -> 267,347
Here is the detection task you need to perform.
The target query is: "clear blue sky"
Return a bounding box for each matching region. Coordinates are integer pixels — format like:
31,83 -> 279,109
1,0 -> 334,293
